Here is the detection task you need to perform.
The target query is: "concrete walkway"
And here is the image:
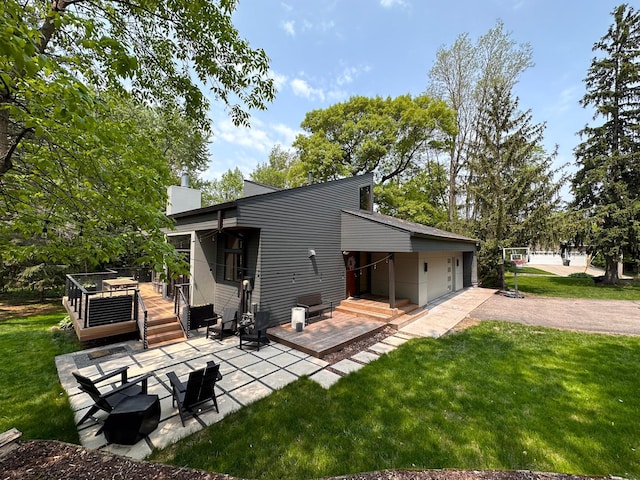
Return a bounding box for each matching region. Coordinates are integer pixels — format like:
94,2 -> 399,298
399,287 -> 497,338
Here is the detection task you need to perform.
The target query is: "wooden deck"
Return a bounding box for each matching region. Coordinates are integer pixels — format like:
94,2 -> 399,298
267,311 -> 388,358
63,282 -> 178,344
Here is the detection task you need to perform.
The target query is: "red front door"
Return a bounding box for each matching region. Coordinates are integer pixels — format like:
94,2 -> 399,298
345,253 -> 358,297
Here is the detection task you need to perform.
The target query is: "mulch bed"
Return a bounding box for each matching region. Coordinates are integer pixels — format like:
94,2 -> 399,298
0,440 -> 607,480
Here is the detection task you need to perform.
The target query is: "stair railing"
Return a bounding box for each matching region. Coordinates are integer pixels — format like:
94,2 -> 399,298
135,289 -> 149,349
174,283 -> 190,338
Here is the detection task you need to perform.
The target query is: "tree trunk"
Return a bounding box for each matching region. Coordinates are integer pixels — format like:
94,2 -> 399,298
603,255 -> 619,285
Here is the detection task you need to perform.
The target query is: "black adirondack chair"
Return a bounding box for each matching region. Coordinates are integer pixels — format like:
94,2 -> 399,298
72,366 -> 151,426
166,361 -> 222,426
238,311 -> 270,351
207,307 -> 237,340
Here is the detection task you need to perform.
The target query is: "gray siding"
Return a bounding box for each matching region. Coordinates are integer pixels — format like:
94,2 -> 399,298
237,175 -> 374,325
342,213 -> 412,252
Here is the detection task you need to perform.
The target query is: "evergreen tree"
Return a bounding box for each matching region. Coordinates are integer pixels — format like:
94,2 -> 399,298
572,4 -> 640,284
469,84 -> 564,287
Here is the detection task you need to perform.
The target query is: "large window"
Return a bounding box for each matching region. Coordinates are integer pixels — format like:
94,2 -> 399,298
224,235 -> 243,282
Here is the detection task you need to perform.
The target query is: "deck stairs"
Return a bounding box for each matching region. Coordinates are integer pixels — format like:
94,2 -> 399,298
146,316 -> 186,348
335,296 -> 426,329
139,282 -> 186,348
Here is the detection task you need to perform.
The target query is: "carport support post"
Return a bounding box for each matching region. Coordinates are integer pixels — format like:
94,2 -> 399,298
389,253 -> 396,309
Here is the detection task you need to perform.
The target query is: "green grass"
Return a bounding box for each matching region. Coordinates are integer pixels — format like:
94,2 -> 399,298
151,322 -> 640,479
505,274 -> 640,299
510,266 -> 555,275
0,302 -> 82,442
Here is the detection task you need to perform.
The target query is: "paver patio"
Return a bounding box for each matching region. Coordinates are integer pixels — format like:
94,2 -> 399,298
55,287 -> 494,460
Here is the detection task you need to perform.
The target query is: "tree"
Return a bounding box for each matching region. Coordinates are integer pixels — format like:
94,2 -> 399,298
572,3 -> 640,285
251,145 -> 299,188
0,0 -> 274,276
204,167 -> 244,205
428,21 -> 534,223
375,162 -> 449,226
469,84 -> 565,287
293,94 -> 456,185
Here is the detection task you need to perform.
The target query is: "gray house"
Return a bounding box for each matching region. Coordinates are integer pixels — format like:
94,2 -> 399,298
166,174 -> 478,326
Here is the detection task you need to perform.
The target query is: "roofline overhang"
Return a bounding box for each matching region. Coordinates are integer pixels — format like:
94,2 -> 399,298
167,200 -> 237,220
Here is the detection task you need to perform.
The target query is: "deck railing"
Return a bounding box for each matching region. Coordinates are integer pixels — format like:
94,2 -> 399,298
135,290 -> 149,349
65,271 -> 146,335
174,283 -> 190,338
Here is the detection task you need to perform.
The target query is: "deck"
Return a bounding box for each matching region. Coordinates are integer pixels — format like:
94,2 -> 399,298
63,282 -> 177,343
268,311 -> 388,358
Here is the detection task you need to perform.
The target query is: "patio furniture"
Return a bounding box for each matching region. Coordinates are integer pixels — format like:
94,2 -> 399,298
207,307 -> 237,340
101,394 -> 160,445
238,311 -> 270,351
166,361 -> 222,426
72,366 -> 151,426
296,292 -> 332,323
189,303 -> 220,330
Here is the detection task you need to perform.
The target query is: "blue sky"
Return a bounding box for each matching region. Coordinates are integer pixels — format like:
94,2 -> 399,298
205,0 -> 618,200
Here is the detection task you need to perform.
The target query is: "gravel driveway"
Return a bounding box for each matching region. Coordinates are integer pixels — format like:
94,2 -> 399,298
470,294 -> 640,336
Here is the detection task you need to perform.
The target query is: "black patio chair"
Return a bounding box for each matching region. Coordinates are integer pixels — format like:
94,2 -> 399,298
72,366 -> 151,427
166,361 -> 222,426
238,311 -> 270,351
207,307 -> 237,340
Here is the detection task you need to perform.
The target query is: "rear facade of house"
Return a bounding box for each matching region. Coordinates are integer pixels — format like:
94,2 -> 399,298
167,174 -> 478,326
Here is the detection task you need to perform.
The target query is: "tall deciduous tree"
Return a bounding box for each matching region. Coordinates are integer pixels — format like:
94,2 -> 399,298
470,84 -> 564,287
292,94 -> 456,186
204,167 -> 244,205
251,145 -> 299,189
572,3 -> 640,285
428,21 -> 533,223
0,0 -> 274,275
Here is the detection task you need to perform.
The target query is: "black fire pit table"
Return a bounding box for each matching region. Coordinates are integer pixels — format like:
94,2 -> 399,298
102,394 -> 160,445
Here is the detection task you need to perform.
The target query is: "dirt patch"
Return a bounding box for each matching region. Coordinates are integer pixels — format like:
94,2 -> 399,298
0,300 -> 63,321
0,440 -> 607,480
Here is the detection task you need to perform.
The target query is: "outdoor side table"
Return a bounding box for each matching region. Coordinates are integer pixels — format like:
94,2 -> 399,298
102,394 -> 160,445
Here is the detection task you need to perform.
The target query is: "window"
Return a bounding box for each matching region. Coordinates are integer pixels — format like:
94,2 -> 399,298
359,185 -> 372,211
223,235 -> 243,282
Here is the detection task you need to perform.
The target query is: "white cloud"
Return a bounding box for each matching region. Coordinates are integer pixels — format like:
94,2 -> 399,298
290,78 -> 325,101
336,64 -> 371,86
272,123 -> 302,145
282,20 -> 296,36
268,70 -> 288,92
214,118 -> 273,154
380,0 -> 407,8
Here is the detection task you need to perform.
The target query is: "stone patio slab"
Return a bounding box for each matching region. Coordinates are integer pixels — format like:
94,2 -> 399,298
260,369 -> 298,390
309,369 -> 342,389
331,359 -> 364,375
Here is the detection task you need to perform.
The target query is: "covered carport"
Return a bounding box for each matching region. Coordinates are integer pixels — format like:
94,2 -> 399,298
341,210 -> 478,308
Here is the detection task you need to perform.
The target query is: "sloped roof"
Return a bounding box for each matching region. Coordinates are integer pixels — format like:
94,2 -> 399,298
342,209 -> 478,243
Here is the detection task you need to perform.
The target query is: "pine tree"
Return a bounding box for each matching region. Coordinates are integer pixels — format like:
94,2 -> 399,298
469,84 -> 564,287
572,3 -> 640,284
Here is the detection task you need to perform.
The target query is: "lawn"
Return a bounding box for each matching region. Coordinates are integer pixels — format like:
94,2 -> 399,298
505,273 -> 640,299
0,301 -> 81,443
151,321 -> 640,480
